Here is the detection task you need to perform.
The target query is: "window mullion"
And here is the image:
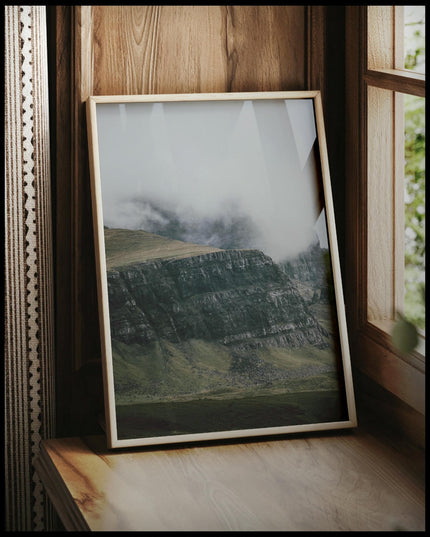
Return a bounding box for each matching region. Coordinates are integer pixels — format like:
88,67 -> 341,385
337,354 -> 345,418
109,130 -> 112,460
394,5 -> 404,69
367,85 -> 396,324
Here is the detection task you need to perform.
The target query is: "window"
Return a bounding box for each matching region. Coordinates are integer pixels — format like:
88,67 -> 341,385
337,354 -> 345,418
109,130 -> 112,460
366,6 -> 425,352
404,92 -> 425,334
403,7 -> 425,334
345,6 -> 425,415
404,6 -> 425,74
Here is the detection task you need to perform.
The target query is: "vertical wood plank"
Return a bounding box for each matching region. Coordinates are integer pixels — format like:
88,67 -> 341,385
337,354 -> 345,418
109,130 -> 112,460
91,5 -> 162,95
392,4 -> 406,317
367,6 -> 395,70
307,6 -> 326,98
367,86 -> 395,321
219,6 -> 306,92
393,6 -> 405,69
153,6 -> 231,93
88,5 -> 306,96
394,93 -> 405,314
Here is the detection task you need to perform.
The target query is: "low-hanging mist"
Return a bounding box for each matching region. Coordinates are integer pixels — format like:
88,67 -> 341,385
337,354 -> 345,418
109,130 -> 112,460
98,98 -> 329,262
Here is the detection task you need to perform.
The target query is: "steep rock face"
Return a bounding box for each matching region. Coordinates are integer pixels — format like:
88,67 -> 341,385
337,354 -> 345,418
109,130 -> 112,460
282,241 -> 333,304
107,248 -> 328,351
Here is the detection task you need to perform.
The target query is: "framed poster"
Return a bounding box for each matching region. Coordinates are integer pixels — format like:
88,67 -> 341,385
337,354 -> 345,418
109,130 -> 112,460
86,91 -> 357,449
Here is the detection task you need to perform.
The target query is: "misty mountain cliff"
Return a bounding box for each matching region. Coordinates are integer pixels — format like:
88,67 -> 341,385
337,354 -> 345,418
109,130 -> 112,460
282,240 -> 334,305
107,198 -> 260,250
104,229 -> 338,403
107,236 -> 328,352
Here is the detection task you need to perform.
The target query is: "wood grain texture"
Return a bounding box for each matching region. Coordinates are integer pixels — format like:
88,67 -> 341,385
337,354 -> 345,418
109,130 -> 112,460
34,448 -> 89,531
364,69 -> 426,97
37,432 -> 425,532
367,85 -> 395,321
307,6 -> 326,98
367,6 -> 394,70
394,91 -> 405,314
89,5 -> 306,96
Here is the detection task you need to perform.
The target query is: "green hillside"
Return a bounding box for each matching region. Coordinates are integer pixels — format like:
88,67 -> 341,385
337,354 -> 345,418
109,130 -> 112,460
104,227 -> 222,269
112,337 -> 340,405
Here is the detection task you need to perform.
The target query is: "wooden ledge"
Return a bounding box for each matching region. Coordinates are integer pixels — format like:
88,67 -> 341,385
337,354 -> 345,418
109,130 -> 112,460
35,429 -> 425,532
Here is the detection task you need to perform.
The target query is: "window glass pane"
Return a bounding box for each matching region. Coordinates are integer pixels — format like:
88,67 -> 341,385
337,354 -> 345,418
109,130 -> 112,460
404,93 -> 425,331
404,5 -> 425,74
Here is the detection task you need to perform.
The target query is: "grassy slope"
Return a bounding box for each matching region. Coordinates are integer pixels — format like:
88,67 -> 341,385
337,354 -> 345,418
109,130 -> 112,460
112,337 -> 340,405
104,227 -> 222,269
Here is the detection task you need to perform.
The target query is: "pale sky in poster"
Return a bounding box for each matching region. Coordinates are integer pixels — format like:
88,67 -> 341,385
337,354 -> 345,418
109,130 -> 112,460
96,98 -> 329,262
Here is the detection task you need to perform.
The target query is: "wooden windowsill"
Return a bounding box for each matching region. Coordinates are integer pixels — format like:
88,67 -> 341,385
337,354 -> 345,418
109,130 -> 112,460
34,428 -> 425,532
368,318 -> 425,365
352,323 -> 425,416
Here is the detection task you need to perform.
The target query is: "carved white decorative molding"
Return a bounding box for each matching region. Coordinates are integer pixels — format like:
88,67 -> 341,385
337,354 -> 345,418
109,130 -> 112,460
4,5 -> 55,531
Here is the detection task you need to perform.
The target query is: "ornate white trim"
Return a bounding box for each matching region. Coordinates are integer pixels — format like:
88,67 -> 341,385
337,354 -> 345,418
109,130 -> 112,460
4,5 -> 55,531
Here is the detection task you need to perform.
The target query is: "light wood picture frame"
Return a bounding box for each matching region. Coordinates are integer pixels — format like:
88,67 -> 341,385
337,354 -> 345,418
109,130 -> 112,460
86,91 -> 357,449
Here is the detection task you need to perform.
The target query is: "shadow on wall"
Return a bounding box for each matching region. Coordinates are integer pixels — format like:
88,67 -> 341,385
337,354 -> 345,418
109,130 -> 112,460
69,359 -> 105,436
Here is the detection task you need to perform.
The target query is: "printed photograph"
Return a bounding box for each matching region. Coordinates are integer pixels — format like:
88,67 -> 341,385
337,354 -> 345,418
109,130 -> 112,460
95,97 -> 349,441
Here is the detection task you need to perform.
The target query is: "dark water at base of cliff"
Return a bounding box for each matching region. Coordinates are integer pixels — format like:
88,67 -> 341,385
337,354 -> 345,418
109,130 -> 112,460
116,389 -> 348,440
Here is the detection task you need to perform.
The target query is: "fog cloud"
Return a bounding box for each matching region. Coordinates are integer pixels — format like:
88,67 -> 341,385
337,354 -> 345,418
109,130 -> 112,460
97,98 -> 328,262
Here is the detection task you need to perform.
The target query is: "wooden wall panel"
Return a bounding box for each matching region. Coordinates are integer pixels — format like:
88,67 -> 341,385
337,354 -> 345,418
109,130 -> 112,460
87,6 -> 306,96
49,5 -> 329,436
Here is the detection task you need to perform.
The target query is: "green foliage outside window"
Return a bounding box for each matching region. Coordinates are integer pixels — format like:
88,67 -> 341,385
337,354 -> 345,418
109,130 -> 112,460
404,95 -> 425,332
403,9 -> 425,332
